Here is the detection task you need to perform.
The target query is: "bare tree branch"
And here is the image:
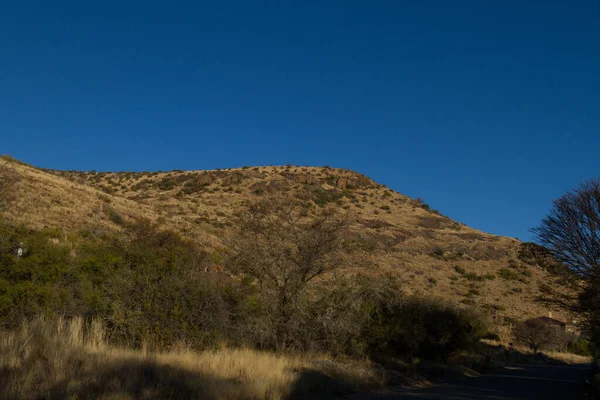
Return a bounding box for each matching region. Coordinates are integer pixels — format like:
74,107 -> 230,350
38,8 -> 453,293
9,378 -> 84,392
532,178 -> 600,343
532,179 -> 600,281
224,195 -> 354,350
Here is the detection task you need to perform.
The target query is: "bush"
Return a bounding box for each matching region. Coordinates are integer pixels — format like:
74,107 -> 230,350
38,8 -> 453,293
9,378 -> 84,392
0,211 -> 486,363
513,319 -> 564,352
482,332 -> 501,341
568,337 -> 593,356
498,268 -> 522,281
365,297 -> 487,360
454,265 -> 466,275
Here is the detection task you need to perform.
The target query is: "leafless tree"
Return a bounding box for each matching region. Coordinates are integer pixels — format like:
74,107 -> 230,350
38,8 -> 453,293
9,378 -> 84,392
225,195 -> 352,350
532,178 -> 600,342
513,319 -> 559,353
532,179 -> 600,281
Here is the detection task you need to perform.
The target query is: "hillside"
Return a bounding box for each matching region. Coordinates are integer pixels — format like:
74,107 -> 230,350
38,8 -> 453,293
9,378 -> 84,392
2,158 -> 574,325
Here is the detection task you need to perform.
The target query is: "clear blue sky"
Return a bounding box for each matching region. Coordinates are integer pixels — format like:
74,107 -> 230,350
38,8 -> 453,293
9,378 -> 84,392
1,1 -> 598,240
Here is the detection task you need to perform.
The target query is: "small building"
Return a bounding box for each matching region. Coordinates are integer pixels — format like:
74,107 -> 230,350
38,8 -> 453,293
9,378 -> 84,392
526,312 -> 579,336
529,316 -> 567,335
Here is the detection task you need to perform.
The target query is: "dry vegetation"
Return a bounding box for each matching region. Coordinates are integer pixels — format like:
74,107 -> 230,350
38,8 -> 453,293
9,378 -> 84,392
480,339 -> 592,365
0,157 -> 590,398
0,317 -> 384,399
1,157 -> 577,326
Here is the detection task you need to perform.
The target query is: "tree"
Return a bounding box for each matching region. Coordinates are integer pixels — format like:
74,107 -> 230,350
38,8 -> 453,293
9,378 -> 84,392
226,195 -> 352,350
532,178 -> 600,344
513,319 -> 558,353
532,179 -> 600,281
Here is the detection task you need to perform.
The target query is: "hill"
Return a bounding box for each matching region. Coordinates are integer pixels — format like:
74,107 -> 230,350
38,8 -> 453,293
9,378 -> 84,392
1,157 -> 575,326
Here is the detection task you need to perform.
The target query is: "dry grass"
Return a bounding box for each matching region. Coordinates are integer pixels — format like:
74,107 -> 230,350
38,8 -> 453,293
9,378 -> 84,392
0,317 -> 384,400
480,339 -> 591,365
539,350 -> 591,364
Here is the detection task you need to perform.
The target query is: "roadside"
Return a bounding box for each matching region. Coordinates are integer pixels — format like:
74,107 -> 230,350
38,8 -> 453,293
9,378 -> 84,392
328,340 -> 592,400
344,363 -> 591,400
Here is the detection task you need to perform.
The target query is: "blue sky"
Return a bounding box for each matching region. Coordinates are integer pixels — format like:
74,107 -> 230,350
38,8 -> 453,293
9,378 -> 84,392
1,1 -> 598,240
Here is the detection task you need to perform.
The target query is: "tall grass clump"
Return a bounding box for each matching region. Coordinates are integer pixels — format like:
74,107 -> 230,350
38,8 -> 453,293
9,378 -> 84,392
0,317 -> 384,400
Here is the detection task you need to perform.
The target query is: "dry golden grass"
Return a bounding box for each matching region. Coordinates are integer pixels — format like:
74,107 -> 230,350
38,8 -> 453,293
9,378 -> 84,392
542,350 -> 592,364
480,339 -> 591,365
0,317 -> 384,400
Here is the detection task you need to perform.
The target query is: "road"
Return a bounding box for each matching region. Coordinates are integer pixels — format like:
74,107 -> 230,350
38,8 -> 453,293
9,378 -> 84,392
349,364 -> 591,400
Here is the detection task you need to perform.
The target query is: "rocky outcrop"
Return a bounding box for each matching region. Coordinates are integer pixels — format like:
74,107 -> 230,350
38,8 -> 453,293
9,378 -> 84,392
335,177 -> 347,190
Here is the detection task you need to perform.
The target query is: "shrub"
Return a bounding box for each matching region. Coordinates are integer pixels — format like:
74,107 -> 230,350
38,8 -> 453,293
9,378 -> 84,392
365,297 -> 487,360
103,205 -> 124,225
482,332 -> 501,341
513,319 -> 560,352
431,247 -> 444,258
498,268 -> 521,281
311,187 -> 343,207
454,265 -> 466,275
464,272 -> 484,282
568,337 -> 593,356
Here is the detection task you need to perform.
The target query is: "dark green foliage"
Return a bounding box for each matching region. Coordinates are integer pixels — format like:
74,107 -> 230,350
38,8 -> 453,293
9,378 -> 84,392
430,246 -> 444,258
0,212 -> 488,360
464,272 -> 484,282
311,187 -> 344,207
453,265 -> 466,275
364,296 -> 487,360
156,174 -> 193,191
103,205 -> 124,226
567,337 -> 593,356
181,179 -> 210,194
0,220 -> 230,348
0,225 -> 73,326
498,268 -> 522,281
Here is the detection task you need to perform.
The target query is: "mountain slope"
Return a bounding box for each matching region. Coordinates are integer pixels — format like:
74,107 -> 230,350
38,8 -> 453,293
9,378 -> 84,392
2,158 -> 574,325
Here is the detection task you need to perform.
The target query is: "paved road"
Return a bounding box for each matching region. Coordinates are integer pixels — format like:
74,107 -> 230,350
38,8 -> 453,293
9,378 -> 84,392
351,364 -> 591,400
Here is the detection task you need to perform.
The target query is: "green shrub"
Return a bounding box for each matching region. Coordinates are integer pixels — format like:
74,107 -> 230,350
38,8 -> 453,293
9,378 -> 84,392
498,268 -> 521,281
568,337 -> 593,356
454,265 -> 466,275
0,216 -> 487,360
365,297 -> 487,360
464,272 -> 484,282
431,247 -> 444,258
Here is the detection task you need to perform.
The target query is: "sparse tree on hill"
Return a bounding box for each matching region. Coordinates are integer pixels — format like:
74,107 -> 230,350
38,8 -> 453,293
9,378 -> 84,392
226,195 -> 352,350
